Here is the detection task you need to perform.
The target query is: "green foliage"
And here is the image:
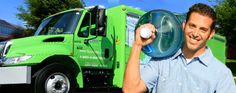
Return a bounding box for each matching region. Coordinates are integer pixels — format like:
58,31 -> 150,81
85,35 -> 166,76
215,0 -> 236,45
17,0 -> 84,36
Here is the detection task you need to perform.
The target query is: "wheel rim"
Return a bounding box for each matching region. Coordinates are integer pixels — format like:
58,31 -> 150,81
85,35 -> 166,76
45,72 -> 70,93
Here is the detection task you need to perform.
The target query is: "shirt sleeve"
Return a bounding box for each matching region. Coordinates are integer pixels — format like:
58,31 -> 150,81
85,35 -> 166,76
215,68 -> 236,93
140,61 -> 159,92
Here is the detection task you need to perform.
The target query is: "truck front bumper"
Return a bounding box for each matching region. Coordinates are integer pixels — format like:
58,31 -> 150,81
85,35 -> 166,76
0,66 -> 31,85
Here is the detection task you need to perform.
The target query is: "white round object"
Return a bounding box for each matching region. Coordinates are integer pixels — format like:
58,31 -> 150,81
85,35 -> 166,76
140,28 -> 152,39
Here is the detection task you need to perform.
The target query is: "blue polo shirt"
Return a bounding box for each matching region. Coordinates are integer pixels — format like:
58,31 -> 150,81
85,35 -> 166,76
141,48 -> 236,93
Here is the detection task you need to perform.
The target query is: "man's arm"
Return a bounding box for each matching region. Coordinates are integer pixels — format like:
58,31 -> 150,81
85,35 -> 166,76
122,23 -> 156,93
123,42 -> 147,93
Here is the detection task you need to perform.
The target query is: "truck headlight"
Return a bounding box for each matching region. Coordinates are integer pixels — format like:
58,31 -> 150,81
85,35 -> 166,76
3,56 -> 32,65
1,41 -> 12,57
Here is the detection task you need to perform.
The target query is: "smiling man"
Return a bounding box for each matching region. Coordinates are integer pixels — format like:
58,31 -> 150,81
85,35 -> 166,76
123,3 -> 236,93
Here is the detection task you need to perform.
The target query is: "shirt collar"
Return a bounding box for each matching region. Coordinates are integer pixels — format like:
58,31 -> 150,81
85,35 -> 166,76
197,47 -> 214,66
171,49 -> 183,60
171,47 -> 214,66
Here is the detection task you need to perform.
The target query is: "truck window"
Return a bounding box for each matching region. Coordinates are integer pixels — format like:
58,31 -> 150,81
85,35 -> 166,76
34,11 -> 81,36
78,13 -> 90,37
126,13 -> 140,47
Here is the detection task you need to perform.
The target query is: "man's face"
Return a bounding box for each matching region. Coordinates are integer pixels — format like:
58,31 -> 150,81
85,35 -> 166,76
183,12 -> 215,52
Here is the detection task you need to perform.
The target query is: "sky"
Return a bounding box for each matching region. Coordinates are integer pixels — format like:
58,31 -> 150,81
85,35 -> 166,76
0,0 -> 217,27
0,0 -> 26,27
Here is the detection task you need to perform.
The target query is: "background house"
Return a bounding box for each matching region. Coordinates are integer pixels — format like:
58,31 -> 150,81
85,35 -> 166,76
0,19 -> 24,41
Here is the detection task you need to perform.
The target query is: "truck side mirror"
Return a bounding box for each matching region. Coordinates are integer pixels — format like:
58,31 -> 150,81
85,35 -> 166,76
96,8 -> 106,36
89,6 -> 106,36
78,26 -> 89,37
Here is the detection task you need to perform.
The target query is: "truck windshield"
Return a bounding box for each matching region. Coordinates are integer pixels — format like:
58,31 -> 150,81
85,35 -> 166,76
34,11 -> 82,36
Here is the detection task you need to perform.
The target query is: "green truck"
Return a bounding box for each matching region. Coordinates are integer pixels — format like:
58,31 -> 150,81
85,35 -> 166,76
0,5 -> 226,93
0,5 -> 146,92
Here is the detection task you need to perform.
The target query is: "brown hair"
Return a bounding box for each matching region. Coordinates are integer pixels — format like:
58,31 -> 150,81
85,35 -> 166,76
186,3 -> 216,30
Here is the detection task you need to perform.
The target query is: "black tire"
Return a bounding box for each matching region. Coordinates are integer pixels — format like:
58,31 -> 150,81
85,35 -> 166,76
34,63 -> 76,93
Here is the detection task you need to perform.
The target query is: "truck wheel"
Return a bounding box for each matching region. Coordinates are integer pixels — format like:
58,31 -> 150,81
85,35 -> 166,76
34,63 -> 76,93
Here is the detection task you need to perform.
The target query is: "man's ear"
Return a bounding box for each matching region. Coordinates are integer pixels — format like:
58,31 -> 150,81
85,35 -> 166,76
208,29 -> 215,40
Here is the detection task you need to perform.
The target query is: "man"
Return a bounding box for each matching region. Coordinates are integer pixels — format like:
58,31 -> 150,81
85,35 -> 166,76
123,3 -> 236,93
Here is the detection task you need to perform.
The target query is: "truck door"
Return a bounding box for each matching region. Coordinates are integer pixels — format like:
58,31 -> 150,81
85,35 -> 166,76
73,12 -> 113,69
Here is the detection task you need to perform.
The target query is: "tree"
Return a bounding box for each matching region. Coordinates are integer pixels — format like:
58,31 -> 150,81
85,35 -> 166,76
17,0 -> 84,36
215,0 -> 236,45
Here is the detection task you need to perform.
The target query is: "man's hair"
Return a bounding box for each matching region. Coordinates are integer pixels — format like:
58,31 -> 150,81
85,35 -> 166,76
186,3 -> 216,30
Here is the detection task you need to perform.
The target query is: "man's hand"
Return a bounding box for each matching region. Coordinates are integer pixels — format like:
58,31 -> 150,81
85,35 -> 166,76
135,23 -> 156,46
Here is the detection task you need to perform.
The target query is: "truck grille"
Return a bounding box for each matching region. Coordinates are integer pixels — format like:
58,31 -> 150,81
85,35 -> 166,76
0,42 -> 6,58
0,42 -> 6,64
